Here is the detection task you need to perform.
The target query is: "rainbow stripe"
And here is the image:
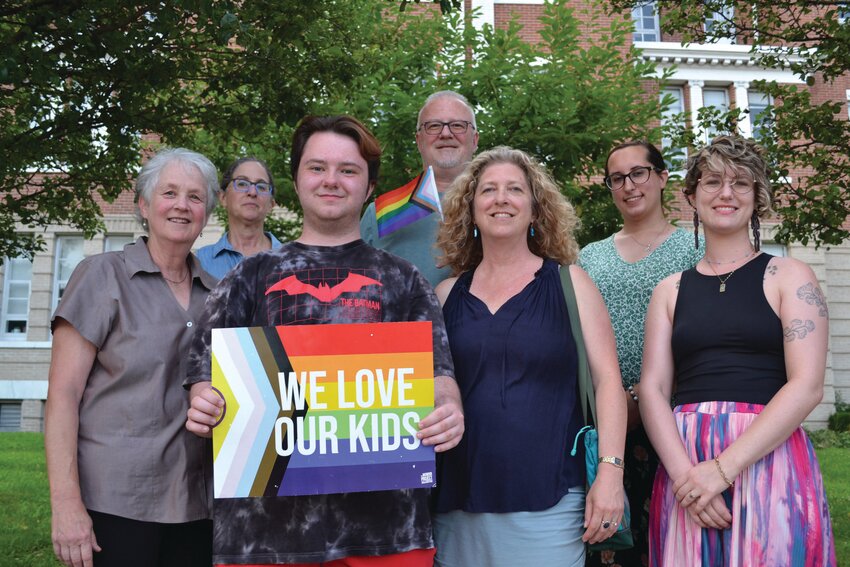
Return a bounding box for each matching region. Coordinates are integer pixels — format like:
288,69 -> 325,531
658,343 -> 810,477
375,168 -> 441,238
212,321 -> 436,498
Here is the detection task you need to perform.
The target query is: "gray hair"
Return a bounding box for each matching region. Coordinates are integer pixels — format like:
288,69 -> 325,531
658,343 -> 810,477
417,90 -> 477,130
134,147 -> 219,227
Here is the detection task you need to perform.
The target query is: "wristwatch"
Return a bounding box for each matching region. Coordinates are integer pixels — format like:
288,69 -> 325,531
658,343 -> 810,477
598,455 -> 625,469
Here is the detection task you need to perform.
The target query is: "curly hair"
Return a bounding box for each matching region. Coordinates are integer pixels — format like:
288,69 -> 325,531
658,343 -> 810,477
683,135 -> 774,218
437,146 -> 580,275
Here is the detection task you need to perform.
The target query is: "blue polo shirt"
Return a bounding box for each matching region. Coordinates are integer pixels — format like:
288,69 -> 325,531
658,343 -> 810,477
196,231 -> 283,279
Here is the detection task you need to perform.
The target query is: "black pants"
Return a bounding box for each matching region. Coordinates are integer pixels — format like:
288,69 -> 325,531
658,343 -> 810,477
89,510 -> 212,567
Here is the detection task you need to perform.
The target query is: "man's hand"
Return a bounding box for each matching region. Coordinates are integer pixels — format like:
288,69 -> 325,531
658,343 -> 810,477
418,375 -> 464,452
186,382 -> 224,438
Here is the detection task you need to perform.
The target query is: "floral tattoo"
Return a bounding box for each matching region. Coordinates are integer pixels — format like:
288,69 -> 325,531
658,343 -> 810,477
797,283 -> 829,318
784,319 -> 815,342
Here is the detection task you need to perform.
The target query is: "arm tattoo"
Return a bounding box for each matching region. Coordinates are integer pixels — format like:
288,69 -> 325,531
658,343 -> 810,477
765,264 -> 778,277
797,282 -> 829,318
784,319 -> 815,342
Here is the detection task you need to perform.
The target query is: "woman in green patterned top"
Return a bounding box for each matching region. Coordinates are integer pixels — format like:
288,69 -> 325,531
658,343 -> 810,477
579,141 -> 703,567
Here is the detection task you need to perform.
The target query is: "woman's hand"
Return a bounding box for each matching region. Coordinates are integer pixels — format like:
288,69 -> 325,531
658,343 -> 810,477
51,497 -> 100,567
186,382 -> 224,438
672,460 -> 732,528
582,465 -> 625,545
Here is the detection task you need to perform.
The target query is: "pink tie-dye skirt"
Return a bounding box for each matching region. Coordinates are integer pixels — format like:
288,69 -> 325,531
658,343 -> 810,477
649,401 -> 836,567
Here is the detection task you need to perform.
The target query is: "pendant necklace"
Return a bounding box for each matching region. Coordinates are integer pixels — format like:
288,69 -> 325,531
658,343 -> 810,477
705,250 -> 755,293
627,225 -> 669,253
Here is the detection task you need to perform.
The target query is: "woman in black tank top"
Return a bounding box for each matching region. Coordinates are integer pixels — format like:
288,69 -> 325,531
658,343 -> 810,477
639,135 -> 835,566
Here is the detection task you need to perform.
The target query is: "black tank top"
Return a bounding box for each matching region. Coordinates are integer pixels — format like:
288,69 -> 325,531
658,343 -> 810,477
672,253 -> 787,405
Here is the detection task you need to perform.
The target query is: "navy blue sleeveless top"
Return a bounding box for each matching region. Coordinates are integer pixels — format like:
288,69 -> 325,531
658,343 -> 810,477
672,253 -> 787,405
434,259 -> 585,513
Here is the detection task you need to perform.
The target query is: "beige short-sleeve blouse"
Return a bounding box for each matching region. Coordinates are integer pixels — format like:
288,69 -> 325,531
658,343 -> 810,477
52,237 -> 217,523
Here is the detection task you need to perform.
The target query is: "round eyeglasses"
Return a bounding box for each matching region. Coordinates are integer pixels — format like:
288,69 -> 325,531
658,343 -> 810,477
231,178 -> 273,195
418,120 -> 475,136
698,174 -> 754,194
604,166 -> 660,191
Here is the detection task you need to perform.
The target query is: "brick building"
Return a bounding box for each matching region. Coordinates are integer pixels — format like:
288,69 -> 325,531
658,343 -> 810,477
1,0 -> 848,430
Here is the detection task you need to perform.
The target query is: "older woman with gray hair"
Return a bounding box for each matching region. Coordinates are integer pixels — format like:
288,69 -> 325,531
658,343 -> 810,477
45,148 -> 219,567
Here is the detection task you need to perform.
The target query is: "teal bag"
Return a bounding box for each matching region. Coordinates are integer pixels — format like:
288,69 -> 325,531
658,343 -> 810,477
560,266 -> 634,552
570,426 -> 633,551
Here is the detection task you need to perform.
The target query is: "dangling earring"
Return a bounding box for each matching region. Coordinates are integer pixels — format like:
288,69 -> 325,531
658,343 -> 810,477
473,225 -> 479,238
529,223 -> 535,238
751,211 -> 761,252
141,218 -> 149,232
692,209 -> 700,250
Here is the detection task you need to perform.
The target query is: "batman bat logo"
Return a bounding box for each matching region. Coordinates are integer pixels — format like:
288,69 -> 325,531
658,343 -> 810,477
265,272 -> 382,303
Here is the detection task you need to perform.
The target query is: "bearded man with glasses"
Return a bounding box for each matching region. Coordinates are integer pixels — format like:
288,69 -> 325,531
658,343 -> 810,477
197,157 -> 284,279
360,91 -> 479,286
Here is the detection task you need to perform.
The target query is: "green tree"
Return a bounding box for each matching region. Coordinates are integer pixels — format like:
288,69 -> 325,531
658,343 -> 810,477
609,0 -> 850,247
0,0 -> 386,258
3,0 -> 666,254
313,0 -> 669,245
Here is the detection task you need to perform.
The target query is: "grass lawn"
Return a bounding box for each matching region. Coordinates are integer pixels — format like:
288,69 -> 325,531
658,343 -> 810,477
0,432 -> 847,566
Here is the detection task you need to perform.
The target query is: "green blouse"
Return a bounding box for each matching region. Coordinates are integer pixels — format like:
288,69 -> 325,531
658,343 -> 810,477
578,228 -> 704,386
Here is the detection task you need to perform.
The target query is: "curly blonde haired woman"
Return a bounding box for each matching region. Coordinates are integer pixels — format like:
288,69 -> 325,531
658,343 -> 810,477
432,147 -> 627,566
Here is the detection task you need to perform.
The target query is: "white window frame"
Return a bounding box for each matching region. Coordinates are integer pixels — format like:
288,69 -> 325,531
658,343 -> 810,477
632,2 -> 660,42
705,5 -> 735,44
660,85 -> 686,168
52,236 -> 86,313
703,87 -> 730,140
1,257 -> 33,339
747,90 -> 773,141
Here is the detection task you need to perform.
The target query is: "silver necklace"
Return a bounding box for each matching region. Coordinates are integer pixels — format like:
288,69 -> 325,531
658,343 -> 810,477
705,248 -> 755,266
626,225 -> 668,253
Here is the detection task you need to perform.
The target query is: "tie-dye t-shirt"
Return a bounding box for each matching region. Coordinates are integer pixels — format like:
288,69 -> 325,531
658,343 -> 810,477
186,239 -> 454,564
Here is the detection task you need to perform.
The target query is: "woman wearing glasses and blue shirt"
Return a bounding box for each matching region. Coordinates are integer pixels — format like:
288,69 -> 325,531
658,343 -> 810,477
197,157 -> 283,279
579,141 -> 703,567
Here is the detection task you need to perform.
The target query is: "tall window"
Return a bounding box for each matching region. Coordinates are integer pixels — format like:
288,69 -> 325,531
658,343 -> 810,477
660,86 -> 686,166
747,91 -> 773,140
632,3 -> 660,42
104,235 -> 134,253
1,257 -> 33,338
52,237 -> 85,313
838,4 -> 849,24
705,5 -> 735,44
703,87 -> 730,140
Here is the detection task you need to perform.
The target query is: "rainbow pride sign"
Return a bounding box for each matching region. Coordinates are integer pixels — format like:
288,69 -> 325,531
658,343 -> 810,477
211,321 -> 436,498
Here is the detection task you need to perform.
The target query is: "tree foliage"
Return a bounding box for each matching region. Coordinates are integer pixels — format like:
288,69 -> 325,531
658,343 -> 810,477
0,0 -> 385,258
2,0 -> 666,256
609,0 -> 850,247
261,0 -> 669,245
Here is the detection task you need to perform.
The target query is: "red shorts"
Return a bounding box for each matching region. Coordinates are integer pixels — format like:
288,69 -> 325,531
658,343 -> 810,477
217,547 -> 436,567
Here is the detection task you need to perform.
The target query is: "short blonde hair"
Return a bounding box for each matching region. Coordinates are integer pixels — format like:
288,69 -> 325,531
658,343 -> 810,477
683,135 -> 774,218
437,146 -> 580,274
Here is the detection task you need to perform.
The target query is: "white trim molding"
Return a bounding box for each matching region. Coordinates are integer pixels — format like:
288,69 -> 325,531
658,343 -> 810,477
636,42 -> 805,84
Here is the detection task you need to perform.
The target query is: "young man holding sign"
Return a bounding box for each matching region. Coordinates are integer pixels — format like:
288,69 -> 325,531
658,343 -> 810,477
185,115 -> 463,567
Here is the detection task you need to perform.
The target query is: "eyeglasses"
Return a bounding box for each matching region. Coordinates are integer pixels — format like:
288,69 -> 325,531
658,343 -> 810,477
604,166 -> 660,191
698,174 -> 754,194
231,178 -> 273,195
418,120 -> 475,136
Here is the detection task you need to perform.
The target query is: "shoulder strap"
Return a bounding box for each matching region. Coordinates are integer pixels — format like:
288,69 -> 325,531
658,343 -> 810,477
559,265 -> 597,427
